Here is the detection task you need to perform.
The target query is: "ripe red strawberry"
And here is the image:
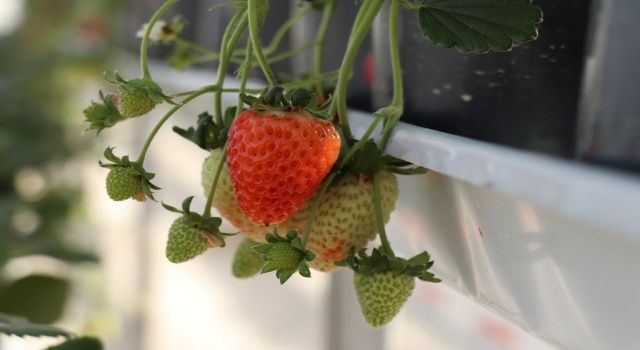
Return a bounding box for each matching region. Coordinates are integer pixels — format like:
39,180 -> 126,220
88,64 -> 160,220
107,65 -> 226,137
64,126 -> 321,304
226,109 -> 341,225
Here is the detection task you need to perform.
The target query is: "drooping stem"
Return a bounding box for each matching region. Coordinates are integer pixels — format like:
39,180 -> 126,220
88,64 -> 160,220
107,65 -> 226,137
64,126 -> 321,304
174,37 -> 220,56
203,148 -> 227,217
373,172 -> 394,257
140,0 -> 178,80
379,0 -> 405,151
248,0 -> 277,86
262,3 -> 311,56
135,86 -> 216,164
237,41 -> 254,113
241,70 -> 340,94
214,10 -> 247,125
312,0 -> 337,101
329,0 -> 384,139
264,43 -> 314,65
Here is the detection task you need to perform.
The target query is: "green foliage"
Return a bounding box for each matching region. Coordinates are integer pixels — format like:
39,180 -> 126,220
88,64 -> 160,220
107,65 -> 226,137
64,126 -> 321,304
47,337 -> 104,350
0,312 -> 70,338
416,0 -> 543,53
0,275 -> 70,324
240,87 -> 332,119
337,247 -> 440,282
173,110 -> 232,151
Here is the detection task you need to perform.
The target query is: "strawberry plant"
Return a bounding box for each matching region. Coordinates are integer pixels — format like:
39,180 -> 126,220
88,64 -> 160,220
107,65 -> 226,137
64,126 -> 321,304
84,0 -> 542,327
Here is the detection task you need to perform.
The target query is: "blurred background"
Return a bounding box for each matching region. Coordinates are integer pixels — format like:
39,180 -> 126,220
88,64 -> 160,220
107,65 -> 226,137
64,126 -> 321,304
0,0 -> 637,349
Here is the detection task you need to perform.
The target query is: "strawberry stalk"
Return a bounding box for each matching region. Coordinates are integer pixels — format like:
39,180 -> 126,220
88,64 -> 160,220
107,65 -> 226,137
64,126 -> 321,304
140,0 -> 178,80
237,41 -> 254,112
261,3 -> 311,56
194,3 -> 312,65
373,171 -> 394,257
248,0 -> 277,86
214,10 -> 248,124
170,71 -> 339,99
136,85 -> 216,164
312,0 -> 337,102
379,0 -> 405,151
329,0 -> 385,140
203,147 -> 227,218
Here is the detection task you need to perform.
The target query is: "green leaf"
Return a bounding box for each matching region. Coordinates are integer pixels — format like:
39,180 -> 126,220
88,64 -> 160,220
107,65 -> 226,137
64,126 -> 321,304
418,0 -> 543,53
407,251 -> 430,266
181,196 -> 194,213
347,140 -> 384,173
261,262 -> 278,274
47,337 -> 103,350
0,313 -> 71,338
276,268 -> 295,284
0,275 -> 69,324
252,244 -> 273,255
298,263 -> 311,278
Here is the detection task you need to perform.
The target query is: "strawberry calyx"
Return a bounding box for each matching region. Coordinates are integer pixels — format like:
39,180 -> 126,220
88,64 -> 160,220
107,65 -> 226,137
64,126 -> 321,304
173,107 -> 235,150
99,147 -> 160,201
336,246 -> 440,283
162,196 -> 236,248
83,90 -> 126,133
105,72 -> 175,118
253,230 -> 316,284
239,86 -> 331,120
343,139 -> 428,176
106,72 -> 173,104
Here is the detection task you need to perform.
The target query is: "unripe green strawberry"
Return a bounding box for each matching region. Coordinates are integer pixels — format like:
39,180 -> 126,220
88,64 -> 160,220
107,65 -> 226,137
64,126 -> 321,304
266,242 -> 304,270
354,271 -> 415,327
117,86 -> 158,118
166,216 -> 217,263
106,168 -> 144,201
202,150 -> 399,272
282,171 -> 398,271
232,238 -> 264,278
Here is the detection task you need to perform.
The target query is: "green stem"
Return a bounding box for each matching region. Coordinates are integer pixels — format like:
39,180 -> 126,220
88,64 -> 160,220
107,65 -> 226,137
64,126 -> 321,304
237,41 -> 254,112
240,70 -> 340,94
174,37 -> 220,56
379,0 -> 404,151
262,3 -> 311,55
135,86 -> 216,164
312,0 -> 336,101
329,0 -> 384,139
140,0 -> 178,80
203,148 -> 227,217
264,43 -> 314,65
280,70 -> 339,90
171,86 -> 241,98
214,10 -> 247,125
248,0 -> 277,86
373,172 -> 394,256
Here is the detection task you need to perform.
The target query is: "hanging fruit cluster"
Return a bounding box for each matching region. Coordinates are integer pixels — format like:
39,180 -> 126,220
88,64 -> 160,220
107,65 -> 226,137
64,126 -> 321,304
84,0 -> 542,327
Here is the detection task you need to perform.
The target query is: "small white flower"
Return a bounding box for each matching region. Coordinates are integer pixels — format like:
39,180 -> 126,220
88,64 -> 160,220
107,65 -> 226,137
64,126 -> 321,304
136,20 -> 167,42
